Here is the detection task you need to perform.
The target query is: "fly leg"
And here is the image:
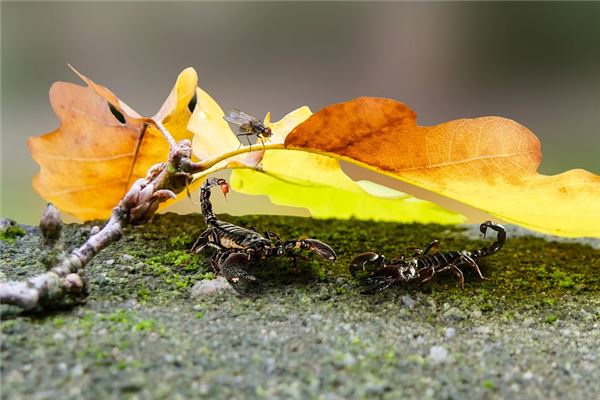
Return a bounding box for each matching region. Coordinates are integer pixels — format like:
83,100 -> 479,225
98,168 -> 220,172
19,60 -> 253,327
236,133 -> 254,151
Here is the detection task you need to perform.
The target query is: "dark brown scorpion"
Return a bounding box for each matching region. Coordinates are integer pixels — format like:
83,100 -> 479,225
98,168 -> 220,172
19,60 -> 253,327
192,177 -> 337,293
349,221 -> 506,293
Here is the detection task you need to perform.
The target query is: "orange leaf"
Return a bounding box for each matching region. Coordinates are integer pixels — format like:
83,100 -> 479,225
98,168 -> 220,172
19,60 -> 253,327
28,67 -> 198,220
285,97 -> 600,237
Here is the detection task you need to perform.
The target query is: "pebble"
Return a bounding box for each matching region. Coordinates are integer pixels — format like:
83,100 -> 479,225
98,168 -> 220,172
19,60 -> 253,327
338,353 -> 356,367
523,371 -> 534,381
445,327 -> 456,339
443,307 -> 466,321
429,346 -> 449,364
522,318 -> 535,328
263,358 -> 276,375
401,295 -> 416,309
364,382 -> 386,395
473,325 -> 491,335
105,259 -> 115,266
164,353 -> 175,363
121,254 -> 134,262
470,308 -> 483,319
191,278 -> 231,296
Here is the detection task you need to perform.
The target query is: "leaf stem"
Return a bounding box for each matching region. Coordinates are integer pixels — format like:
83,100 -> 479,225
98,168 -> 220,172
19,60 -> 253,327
151,119 -> 178,150
194,143 -> 284,173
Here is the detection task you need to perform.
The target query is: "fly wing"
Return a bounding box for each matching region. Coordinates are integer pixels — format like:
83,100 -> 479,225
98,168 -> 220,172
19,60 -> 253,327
223,109 -> 257,126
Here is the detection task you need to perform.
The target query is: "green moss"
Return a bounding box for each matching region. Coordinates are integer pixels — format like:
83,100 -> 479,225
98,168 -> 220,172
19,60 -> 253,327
336,286 -> 348,295
137,287 -> 151,302
133,319 -> 156,332
164,250 -> 192,266
544,314 -> 558,324
169,234 -> 194,249
482,379 -> 495,389
0,223 -> 26,243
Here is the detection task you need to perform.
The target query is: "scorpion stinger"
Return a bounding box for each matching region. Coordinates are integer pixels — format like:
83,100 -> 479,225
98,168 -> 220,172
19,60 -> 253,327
192,177 -> 338,294
349,221 -> 507,293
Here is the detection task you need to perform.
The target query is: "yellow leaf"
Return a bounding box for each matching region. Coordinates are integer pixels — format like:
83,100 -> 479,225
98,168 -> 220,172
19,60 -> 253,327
230,107 -> 465,224
285,97 -> 600,237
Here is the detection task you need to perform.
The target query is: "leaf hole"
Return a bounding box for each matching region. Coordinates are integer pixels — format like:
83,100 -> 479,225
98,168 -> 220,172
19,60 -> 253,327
108,102 -> 126,124
188,92 -> 198,113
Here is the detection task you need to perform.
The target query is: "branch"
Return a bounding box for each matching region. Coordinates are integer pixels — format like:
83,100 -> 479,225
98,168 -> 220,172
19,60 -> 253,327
0,135 -> 199,311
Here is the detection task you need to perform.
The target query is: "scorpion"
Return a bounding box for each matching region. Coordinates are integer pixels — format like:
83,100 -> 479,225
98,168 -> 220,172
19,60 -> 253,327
349,221 -> 506,293
191,178 -> 337,293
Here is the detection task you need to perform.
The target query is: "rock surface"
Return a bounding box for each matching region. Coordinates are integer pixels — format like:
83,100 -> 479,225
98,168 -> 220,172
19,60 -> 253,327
1,213 -> 599,399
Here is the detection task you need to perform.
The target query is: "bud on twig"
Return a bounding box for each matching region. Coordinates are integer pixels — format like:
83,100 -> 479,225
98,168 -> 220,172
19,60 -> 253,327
40,203 -> 63,246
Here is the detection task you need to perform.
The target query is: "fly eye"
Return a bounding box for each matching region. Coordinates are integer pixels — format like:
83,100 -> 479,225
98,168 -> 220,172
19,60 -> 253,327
107,102 -> 126,124
187,92 -> 198,113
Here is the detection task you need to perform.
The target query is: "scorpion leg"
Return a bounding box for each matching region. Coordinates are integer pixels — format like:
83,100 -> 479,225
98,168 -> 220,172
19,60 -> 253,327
264,231 -> 281,243
448,265 -> 465,289
209,252 -> 221,274
190,229 -> 211,253
392,240 -> 440,262
423,240 -> 440,255
217,252 -> 258,294
460,253 -> 488,281
416,267 -> 436,287
285,239 -> 337,262
435,261 -> 465,289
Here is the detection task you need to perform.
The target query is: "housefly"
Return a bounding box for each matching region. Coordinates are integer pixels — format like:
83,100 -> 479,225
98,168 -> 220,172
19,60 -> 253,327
223,109 -> 272,149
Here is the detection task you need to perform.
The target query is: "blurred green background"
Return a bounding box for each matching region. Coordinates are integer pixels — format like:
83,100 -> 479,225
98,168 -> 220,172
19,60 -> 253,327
2,2 -> 599,225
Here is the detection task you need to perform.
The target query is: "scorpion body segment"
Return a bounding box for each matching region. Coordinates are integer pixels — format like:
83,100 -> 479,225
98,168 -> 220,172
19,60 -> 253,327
350,221 -> 506,293
192,178 -> 337,293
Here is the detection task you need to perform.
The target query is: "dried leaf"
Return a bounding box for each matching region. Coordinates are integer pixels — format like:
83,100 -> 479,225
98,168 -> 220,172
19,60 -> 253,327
28,67 -> 198,220
285,97 -> 600,237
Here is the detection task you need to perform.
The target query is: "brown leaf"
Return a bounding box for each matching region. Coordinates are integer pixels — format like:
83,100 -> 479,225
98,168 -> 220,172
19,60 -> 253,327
285,97 -> 600,237
28,67 -> 198,220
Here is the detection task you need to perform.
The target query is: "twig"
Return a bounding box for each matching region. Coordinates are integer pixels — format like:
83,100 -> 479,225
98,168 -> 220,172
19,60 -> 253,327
0,132 -> 201,311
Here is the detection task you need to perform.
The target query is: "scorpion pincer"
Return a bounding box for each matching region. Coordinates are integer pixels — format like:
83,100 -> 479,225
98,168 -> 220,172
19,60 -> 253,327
349,221 -> 507,294
192,177 -> 337,293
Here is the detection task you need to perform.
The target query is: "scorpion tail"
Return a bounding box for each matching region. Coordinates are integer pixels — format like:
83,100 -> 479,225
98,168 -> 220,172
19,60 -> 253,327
471,221 -> 507,258
219,252 -> 258,294
200,178 -> 229,226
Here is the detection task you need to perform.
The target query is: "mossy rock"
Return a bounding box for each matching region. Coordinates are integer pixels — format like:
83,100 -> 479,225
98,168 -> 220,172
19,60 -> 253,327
1,213 -> 599,399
